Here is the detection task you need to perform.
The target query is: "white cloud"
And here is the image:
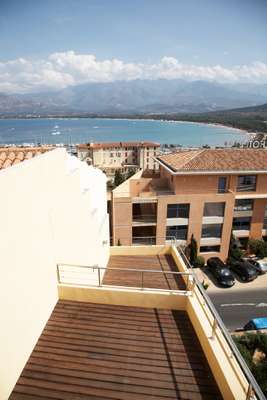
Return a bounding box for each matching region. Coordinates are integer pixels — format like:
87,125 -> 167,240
0,51 -> 267,93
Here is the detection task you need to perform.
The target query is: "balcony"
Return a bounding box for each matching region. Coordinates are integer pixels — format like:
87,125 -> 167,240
237,175 -> 257,193
132,203 -> 157,226
9,244 -> 265,400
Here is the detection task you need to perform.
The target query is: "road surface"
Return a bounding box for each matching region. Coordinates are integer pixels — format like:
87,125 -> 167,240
209,288 -> 267,331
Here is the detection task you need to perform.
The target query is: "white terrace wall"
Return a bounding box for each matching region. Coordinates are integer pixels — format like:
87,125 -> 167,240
0,148 -> 109,399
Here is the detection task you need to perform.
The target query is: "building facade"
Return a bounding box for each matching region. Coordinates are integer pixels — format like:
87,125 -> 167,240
77,141 -> 160,181
112,148 -> 267,260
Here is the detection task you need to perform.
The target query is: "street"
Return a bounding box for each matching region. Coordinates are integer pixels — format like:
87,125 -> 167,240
209,288 -> 267,331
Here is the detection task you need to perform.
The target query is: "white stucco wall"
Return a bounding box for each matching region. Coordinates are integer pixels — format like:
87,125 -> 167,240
0,148 -> 109,399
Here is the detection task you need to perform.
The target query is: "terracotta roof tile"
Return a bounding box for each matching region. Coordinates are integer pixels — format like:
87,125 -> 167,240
157,148 -> 267,173
0,146 -> 54,171
2,159 -> 12,169
0,152 -> 6,161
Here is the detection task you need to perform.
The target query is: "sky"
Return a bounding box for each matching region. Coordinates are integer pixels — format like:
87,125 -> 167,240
0,0 -> 267,93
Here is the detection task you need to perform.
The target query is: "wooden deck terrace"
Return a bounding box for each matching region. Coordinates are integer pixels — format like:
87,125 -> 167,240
10,300 -> 222,400
102,254 -> 187,290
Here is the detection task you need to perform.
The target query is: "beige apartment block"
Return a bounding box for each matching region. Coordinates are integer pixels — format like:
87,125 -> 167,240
112,148 -> 267,261
77,141 -> 160,180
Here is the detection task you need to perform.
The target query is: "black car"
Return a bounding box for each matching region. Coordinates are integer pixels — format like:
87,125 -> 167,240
207,257 -> 235,287
230,261 -> 258,282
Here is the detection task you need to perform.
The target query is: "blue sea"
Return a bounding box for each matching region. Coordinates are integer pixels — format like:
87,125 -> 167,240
0,118 -> 248,147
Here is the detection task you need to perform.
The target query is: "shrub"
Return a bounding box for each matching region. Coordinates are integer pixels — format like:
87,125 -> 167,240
117,239 -> 121,246
201,280 -> 209,290
233,333 -> 267,396
194,255 -> 205,268
228,233 -> 243,262
248,239 -> 267,258
189,234 -> 198,265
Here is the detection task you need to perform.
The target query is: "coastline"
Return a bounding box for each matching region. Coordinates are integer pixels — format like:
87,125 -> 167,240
0,116 -> 256,148
0,115 -> 256,137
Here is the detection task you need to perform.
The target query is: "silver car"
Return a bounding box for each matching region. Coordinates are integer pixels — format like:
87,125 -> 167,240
243,257 -> 267,274
253,259 -> 267,274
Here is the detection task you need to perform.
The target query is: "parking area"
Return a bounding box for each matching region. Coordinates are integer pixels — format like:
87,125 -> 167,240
194,266 -> 267,294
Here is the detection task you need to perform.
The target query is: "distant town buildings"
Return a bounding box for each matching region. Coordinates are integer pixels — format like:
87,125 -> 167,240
77,141 -> 160,182
112,148 -> 267,261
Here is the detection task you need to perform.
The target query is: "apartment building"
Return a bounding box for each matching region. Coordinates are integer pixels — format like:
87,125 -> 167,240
77,141 -> 160,180
112,148 -> 267,260
0,147 -> 264,399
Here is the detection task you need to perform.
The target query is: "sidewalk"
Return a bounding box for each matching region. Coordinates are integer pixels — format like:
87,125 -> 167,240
194,267 -> 267,294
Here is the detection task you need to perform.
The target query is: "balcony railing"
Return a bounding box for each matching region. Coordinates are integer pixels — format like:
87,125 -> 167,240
57,263 -> 192,292
132,236 -> 157,245
132,214 -> 157,223
237,184 -> 256,192
176,246 -> 265,400
57,243 -> 265,400
131,235 -> 177,245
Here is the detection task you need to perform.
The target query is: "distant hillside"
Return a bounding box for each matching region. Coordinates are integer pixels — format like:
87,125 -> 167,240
1,79 -> 267,116
145,103 -> 267,134
215,103 -> 267,115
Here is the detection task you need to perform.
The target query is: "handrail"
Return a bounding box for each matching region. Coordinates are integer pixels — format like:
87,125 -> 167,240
57,243 -> 265,399
58,263 -> 191,275
176,247 -> 265,400
57,262 -> 192,292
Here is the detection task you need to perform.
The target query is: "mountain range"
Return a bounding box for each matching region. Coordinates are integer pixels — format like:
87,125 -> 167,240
1,79 -> 267,116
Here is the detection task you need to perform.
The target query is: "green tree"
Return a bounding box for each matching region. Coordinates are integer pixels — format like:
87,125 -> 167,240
114,170 -> 125,187
126,168 -> 136,179
189,234 -> 198,266
228,233 -> 243,263
248,239 -> 267,258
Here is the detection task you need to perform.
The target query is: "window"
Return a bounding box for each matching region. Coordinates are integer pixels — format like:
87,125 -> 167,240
237,175 -> 256,192
232,217 -> 251,231
218,177 -> 227,193
167,203 -> 190,219
234,199 -> 254,211
166,225 -> 188,241
201,224 -> 223,238
110,153 -> 114,158
204,202 -> 225,217
200,245 -> 221,253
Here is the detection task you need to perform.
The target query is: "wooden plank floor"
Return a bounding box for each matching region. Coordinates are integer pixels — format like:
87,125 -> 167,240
103,254 -> 186,290
10,300 -> 222,400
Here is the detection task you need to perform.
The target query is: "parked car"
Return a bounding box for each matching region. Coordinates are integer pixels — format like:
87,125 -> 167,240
244,317 -> 267,331
207,257 -> 235,287
230,260 -> 258,282
243,257 -> 267,275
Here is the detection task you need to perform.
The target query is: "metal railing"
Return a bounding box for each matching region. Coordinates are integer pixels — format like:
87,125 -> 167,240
57,241 -> 265,399
119,235 -> 178,246
237,184 -> 256,192
132,214 -> 157,223
176,245 -> 265,400
57,263 -> 192,293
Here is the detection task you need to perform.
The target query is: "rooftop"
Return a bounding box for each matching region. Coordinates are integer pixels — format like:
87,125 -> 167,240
10,300 -> 222,400
157,148 -> 267,173
0,146 -> 54,170
103,254 -> 186,290
77,141 -> 160,150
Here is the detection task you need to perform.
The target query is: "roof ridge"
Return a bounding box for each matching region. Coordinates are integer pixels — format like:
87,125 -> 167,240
178,148 -> 205,170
